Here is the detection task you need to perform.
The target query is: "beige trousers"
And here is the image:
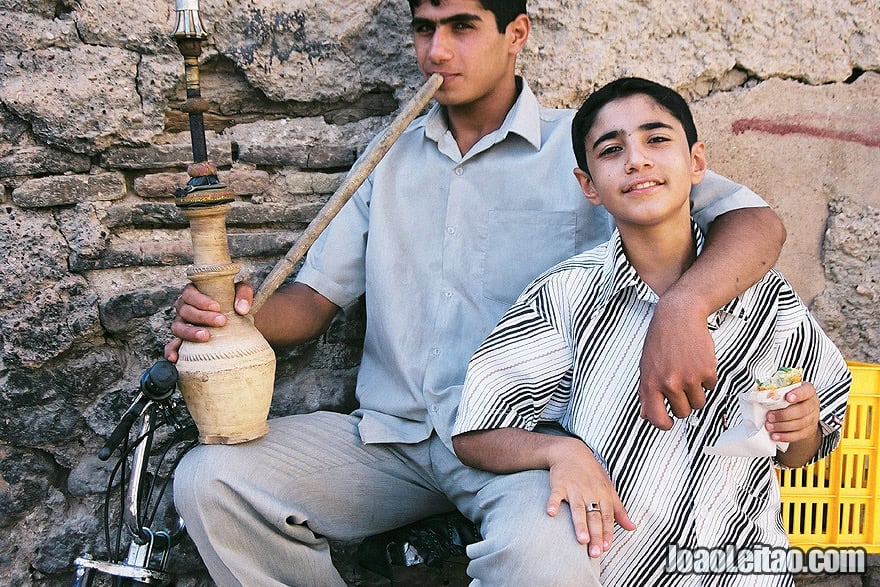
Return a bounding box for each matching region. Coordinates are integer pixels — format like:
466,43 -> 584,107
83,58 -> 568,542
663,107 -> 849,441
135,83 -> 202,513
174,411 -> 603,586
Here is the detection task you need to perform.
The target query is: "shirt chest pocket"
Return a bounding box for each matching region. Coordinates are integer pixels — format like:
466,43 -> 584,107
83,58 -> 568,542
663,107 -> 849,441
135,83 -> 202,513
482,210 -> 578,306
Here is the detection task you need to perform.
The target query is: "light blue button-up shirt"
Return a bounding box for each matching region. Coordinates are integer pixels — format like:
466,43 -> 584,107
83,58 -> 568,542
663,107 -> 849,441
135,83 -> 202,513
296,78 -> 767,448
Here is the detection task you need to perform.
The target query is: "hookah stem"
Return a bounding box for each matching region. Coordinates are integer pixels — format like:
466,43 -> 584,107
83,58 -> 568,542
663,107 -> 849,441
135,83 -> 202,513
172,4 -> 237,309
177,37 -> 209,164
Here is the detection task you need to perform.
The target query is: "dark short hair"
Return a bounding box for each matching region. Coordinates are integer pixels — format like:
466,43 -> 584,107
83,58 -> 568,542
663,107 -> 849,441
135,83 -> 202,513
571,77 -> 698,176
408,0 -> 527,33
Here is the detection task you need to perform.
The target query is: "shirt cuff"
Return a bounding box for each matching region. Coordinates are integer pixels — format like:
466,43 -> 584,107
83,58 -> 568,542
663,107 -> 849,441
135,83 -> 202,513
774,419 -> 842,470
452,408 -> 533,437
295,263 -> 361,312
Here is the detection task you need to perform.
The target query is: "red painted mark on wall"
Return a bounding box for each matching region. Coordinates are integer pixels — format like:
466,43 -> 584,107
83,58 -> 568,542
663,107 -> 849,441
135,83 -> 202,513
732,117 -> 880,148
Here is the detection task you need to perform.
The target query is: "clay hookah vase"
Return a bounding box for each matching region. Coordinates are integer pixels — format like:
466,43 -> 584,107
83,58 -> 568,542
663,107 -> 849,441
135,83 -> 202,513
171,0 -> 276,444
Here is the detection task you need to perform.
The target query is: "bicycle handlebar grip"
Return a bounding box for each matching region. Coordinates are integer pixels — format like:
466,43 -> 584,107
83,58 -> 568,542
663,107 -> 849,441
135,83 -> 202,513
98,401 -> 146,461
140,359 -> 178,401
98,361 -> 179,460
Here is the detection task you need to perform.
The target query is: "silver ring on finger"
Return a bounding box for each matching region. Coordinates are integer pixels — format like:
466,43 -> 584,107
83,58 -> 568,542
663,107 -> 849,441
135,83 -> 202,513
587,502 -> 601,513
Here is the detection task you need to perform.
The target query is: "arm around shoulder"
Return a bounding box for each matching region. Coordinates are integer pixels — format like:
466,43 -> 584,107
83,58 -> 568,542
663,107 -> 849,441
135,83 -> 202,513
637,197 -> 786,429
674,205 -> 785,318
677,170 -> 787,316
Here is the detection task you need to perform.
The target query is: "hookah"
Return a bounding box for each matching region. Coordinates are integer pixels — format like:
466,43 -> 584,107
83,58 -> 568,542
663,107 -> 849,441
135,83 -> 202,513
170,0 -> 443,444
171,0 -> 276,444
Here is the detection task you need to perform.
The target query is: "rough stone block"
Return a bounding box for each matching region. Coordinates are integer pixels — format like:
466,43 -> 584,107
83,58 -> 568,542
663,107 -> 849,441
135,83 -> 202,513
221,166 -> 272,197
226,202 -> 323,226
56,203 -> 111,261
0,448 -> 57,528
0,278 -> 101,368
0,204 -> 71,308
238,143 -> 358,169
133,171 -> 190,199
229,116 -> 381,169
72,0 -> 178,53
102,141 -> 232,170
210,0 -> 423,103
281,172 -> 311,195
103,202 -> 187,229
811,197 -> 880,363
0,45 -> 160,153
228,230 -> 298,258
134,167 -> 272,200
306,145 -> 359,169
69,240 -> 192,271
1,0 -> 57,17
236,143 -> 310,167
0,146 -> 90,178
138,53 -> 190,131
100,286 -> 180,335
271,368 -> 359,418
311,171 -> 347,194
67,456 -> 119,496
0,9 -> 79,51
0,104 -> 29,143
33,516 -> 101,575
279,170 -> 347,196
1,348 -> 122,452
11,173 -> 125,208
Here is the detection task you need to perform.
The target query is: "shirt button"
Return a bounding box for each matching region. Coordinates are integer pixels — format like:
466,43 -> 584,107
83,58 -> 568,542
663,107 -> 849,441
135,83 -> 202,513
431,348 -> 441,357
454,167 -> 463,176
431,405 -> 440,414
446,226 -> 456,235
444,290 -> 452,298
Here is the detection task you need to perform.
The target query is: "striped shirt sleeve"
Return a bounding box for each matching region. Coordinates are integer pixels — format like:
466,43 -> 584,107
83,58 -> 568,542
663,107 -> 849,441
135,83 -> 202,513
759,278 -> 852,467
454,279 -> 575,435
772,306 -> 852,467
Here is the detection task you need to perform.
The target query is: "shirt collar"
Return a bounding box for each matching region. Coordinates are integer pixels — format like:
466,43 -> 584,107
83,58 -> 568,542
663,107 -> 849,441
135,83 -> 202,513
601,229 -> 650,304
421,76 -> 543,152
599,220 -> 749,324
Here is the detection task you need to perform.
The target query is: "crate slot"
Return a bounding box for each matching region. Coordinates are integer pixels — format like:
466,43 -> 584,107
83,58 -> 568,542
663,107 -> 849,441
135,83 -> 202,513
779,361 -> 880,552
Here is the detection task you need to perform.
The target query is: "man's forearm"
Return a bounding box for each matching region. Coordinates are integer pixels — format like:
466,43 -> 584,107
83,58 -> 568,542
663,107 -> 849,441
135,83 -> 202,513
635,206 -> 786,428
668,206 -> 785,315
254,282 -> 340,346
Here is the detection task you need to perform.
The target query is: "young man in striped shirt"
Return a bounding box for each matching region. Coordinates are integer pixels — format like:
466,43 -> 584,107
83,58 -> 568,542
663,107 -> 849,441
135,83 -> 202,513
453,77 -> 851,586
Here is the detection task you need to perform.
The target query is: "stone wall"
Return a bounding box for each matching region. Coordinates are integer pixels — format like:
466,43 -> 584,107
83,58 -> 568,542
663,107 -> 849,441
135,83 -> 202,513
0,0 -> 877,584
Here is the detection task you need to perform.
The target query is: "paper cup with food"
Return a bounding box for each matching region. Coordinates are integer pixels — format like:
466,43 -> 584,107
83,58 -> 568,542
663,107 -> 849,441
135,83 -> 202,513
704,367 -> 803,457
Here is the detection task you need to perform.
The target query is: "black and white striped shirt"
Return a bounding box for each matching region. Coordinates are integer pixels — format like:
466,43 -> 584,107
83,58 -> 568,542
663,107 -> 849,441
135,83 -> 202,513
454,223 -> 851,586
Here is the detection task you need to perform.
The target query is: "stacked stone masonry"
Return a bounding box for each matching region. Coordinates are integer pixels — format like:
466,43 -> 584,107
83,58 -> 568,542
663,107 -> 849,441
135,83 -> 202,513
0,1 -> 877,585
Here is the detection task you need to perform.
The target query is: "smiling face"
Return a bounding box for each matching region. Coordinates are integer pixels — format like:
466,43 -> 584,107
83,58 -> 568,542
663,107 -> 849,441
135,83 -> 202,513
411,0 -> 528,111
574,93 -> 707,230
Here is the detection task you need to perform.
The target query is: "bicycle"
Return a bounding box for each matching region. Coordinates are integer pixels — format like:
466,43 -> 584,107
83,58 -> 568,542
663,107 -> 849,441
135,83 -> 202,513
69,358 -> 475,586
72,360 -> 198,587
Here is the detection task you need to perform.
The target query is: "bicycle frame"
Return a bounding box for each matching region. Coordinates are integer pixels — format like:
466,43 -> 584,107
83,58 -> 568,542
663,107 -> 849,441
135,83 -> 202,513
73,362 -> 195,587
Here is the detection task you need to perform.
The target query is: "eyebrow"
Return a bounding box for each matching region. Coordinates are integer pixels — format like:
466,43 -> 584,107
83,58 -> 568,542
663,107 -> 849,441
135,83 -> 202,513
591,121 -> 675,150
412,13 -> 483,29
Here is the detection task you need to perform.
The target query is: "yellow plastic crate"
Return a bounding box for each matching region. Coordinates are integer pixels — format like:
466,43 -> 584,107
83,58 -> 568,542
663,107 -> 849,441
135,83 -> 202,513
778,361 -> 880,551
